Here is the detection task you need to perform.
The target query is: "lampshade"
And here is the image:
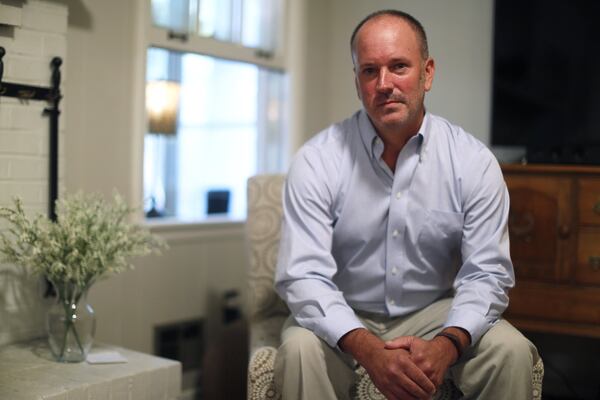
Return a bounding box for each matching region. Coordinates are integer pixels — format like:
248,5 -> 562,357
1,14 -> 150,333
146,80 -> 181,135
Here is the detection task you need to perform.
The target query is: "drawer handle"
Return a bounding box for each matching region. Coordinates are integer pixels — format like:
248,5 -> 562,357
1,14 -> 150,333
589,256 -> 600,271
558,225 -> 571,239
593,202 -> 600,215
509,212 -> 534,237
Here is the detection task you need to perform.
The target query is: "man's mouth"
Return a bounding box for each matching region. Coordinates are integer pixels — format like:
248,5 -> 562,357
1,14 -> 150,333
377,96 -> 405,107
378,99 -> 403,107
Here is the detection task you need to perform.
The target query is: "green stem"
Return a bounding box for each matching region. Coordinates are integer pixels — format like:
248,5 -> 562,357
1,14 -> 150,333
59,300 -> 71,359
58,303 -> 86,360
71,320 -> 85,355
51,281 -> 90,361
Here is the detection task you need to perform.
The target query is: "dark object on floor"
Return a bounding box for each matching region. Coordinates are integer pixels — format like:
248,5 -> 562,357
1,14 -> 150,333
202,319 -> 249,400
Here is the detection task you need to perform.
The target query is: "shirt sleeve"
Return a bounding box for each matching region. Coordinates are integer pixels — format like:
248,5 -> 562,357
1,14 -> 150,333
275,145 -> 364,348
444,147 -> 515,345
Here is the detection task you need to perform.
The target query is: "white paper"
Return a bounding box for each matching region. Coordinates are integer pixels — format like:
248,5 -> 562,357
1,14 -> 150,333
86,350 -> 128,364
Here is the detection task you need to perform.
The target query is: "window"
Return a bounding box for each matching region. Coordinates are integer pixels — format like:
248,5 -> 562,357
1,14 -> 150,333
144,0 -> 288,221
151,0 -> 282,51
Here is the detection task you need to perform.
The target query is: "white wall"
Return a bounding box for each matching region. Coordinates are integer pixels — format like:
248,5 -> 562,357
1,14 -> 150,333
89,224 -> 246,353
65,0 -> 138,200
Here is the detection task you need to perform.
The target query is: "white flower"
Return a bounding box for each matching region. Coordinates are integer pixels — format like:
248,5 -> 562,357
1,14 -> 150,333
0,192 -> 166,296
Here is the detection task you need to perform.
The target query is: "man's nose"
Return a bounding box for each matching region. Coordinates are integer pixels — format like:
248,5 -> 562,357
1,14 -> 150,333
376,69 -> 393,92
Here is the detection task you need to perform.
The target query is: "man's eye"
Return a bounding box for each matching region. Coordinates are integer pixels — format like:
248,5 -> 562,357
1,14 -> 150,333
362,68 -> 376,76
392,64 -> 407,72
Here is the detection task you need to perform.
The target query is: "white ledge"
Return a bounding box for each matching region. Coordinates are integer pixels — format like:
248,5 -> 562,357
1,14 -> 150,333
0,340 -> 181,400
146,218 -> 245,244
0,4 -> 22,27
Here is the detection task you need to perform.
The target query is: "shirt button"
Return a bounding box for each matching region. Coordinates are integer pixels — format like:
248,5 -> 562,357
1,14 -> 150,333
392,229 -> 399,237
392,267 -> 398,275
395,192 -> 402,199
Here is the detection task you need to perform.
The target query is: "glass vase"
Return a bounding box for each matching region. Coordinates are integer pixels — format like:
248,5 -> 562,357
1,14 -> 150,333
46,282 -> 96,363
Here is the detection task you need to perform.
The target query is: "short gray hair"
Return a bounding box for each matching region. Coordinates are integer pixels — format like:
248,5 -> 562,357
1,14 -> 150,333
350,9 -> 429,61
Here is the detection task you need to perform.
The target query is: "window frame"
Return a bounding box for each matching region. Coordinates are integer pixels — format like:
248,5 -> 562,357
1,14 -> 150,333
147,12 -> 287,72
136,0 -> 290,225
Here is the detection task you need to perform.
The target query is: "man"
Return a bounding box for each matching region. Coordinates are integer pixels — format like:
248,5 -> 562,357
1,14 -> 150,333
275,9 -> 539,400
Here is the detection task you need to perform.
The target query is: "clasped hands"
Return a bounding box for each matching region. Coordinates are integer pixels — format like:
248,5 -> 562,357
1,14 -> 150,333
339,328 -> 464,400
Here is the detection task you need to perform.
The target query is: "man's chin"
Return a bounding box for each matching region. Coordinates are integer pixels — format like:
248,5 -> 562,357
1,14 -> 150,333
370,110 -> 425,135
376,113 -> 408,128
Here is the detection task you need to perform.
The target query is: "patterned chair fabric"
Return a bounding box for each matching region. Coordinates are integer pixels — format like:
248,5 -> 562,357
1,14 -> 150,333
246,174 -> 544,400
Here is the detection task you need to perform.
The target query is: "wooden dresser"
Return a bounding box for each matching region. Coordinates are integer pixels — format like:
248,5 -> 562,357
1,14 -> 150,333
501,163 -> 600,338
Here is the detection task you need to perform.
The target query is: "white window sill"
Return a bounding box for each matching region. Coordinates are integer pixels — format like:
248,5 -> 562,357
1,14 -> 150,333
145,217 -> 245,243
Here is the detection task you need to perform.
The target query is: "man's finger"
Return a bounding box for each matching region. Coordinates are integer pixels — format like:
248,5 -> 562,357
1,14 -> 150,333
392,351 -> 437,397
384,335 -> 414,350
403,364 -> 436,399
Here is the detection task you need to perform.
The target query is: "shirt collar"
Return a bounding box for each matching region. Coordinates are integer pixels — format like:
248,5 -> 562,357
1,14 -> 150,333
358,110 -> 431,161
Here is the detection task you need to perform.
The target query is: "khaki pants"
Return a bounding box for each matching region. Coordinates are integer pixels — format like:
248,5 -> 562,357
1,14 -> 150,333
274,297 -> 540,399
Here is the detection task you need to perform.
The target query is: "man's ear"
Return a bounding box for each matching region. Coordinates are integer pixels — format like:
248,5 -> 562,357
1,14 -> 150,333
423,57 -> 435,92
354,69 -> 362,100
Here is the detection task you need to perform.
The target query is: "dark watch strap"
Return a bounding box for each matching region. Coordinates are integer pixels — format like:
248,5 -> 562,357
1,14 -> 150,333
434,331 -> 463,359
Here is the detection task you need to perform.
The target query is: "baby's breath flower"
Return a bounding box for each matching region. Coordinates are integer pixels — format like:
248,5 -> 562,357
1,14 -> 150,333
0,192 -> 166,294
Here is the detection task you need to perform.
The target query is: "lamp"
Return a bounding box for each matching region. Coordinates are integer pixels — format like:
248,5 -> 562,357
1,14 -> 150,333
145,80 -> 180,218
146,80 -> 181,135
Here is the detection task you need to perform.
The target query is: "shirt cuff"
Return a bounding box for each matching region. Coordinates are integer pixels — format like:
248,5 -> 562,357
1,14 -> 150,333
444,307 -> 496,345
310,307 -> 365,348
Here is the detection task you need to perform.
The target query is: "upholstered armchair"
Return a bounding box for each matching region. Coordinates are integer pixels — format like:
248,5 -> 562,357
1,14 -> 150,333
245,174 -> 544,400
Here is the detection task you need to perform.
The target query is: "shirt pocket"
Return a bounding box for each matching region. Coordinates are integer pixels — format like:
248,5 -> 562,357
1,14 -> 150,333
416,208 -> 465,266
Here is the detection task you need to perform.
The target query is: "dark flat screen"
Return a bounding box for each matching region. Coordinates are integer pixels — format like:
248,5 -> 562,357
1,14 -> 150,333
491,0 -> 600,163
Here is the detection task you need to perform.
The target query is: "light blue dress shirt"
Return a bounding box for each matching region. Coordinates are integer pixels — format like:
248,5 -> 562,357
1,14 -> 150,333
275,110 -> 514,348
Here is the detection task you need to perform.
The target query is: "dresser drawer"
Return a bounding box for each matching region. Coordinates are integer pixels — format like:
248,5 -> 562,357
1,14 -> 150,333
576,230 -> 600,285
501,164 -> 600,337
578,178 -> 600,225
507,282 -> 600,327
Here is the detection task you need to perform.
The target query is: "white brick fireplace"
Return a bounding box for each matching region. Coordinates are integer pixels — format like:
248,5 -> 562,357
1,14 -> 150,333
0,0 -> 67,346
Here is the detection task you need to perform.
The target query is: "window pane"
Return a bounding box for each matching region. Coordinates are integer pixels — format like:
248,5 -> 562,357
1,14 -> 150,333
197,0 -> 235,43
151,0 -> 191,33
151,0 -> 283,51
241,0 -> 280,50
146,47 -> 171,80
144,48 -> 287,221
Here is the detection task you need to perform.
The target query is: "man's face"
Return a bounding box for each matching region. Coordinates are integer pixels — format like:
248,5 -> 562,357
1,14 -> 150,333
353,16 -> 434,135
